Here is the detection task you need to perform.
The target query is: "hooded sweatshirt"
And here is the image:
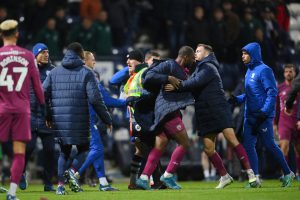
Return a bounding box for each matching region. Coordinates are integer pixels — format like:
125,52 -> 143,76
237,42 -> 277,118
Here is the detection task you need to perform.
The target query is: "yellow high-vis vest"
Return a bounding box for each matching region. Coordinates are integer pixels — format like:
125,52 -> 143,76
124,67 -> 147,98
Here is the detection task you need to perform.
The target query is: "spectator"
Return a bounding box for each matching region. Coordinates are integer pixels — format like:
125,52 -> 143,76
80,0 -> 103,20
0,6 -> 8,23
35,17 -> 61,59
186,5 -> 210,48
164,0 -> 192,57
210,8 -> 227,62
106,0 -> 130,48
222,0 -> 240,63
68,18 -> 97,52
240,7 -> 263,45
25,0 -> 53,36
54,7 -> 69,49
94,10 -> 112,56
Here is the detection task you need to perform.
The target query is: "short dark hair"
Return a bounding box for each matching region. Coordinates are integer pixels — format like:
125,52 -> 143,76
197,43 -> 213,53
284,64 -> 296,71
67,42 -> 84,59
178,46 -> 194,57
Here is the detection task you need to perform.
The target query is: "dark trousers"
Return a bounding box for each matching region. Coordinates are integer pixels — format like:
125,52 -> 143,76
24,130 -> 55,186
57,144 -> 89,182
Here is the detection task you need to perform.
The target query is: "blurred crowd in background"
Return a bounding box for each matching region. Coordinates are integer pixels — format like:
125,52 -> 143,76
0,0 -> 299,89
1,0 -> 300,184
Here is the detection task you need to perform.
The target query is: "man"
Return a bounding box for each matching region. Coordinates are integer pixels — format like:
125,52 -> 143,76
43,42 -> 112,195
274,64 -> 300,179
136,46 -> 195,190
70,51 -> 125,191
234,42 -> 293,187
165,44 -> 257,189
0,19 -> 45,200
122,49 -> 151,189
19,43 -> 55,192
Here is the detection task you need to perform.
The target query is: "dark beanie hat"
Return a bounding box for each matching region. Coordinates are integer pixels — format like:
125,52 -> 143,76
127,50 -> 144,63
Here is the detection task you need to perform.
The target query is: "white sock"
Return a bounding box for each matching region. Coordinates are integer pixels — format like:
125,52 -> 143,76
204,170 -> 210,178
222,173 -> 230,179
163,171 -> 173,178
150,176 -> 154,185
8,183 -> 17,196
140,174 -> 149,181
211,168 -> 216,177
74,172 -> 80,179
99,177 -> 109,186
246,169 -> 255,180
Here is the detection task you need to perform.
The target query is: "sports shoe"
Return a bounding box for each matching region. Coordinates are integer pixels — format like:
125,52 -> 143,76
215,174 -> 233,189
279,175 -> 284,182
19,173 -> 28,190
65,169 -> 82,192
151,181 -> 168,190
136,178 -> 151,190
99,184 -> 119,191
44,184 -> 56,192
245,179 -> 261,188
160,175 -> 181,190
282,172 -> 294,187
0,186 -> 8,193
6,194 -> 20,200
56,185 -> 66,195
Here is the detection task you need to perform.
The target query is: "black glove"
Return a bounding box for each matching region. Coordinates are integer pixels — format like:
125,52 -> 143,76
227,95 -> 238,105
256,110 -> 268,124
126,96 -> 139,107
252,110 -> 268,135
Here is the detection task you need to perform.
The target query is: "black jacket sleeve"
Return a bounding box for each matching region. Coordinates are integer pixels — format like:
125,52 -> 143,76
143,61 -> 169,88
179,63 -> 215,91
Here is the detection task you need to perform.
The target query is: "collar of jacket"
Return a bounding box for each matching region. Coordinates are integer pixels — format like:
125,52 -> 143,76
38,61 -> 52,69
134,63 -> 148,73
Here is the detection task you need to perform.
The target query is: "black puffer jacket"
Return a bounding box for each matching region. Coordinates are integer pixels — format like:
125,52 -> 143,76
43,50 -> 112,145
179,53 -> 233,136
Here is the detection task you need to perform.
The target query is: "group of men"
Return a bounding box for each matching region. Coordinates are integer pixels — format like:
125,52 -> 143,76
0,17 -> 298,200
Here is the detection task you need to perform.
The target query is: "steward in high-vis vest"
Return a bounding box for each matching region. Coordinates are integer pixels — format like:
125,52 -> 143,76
124,50 -> 164,190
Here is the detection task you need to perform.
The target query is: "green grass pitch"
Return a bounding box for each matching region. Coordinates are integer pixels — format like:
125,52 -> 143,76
1,180 -> 299,200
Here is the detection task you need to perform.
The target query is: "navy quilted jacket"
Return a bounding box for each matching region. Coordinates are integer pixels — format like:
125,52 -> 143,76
43,50 -> 112,145
30,62 -> 54,134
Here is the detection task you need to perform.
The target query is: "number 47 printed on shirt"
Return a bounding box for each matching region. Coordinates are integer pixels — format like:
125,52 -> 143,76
0,66 -> 28,92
